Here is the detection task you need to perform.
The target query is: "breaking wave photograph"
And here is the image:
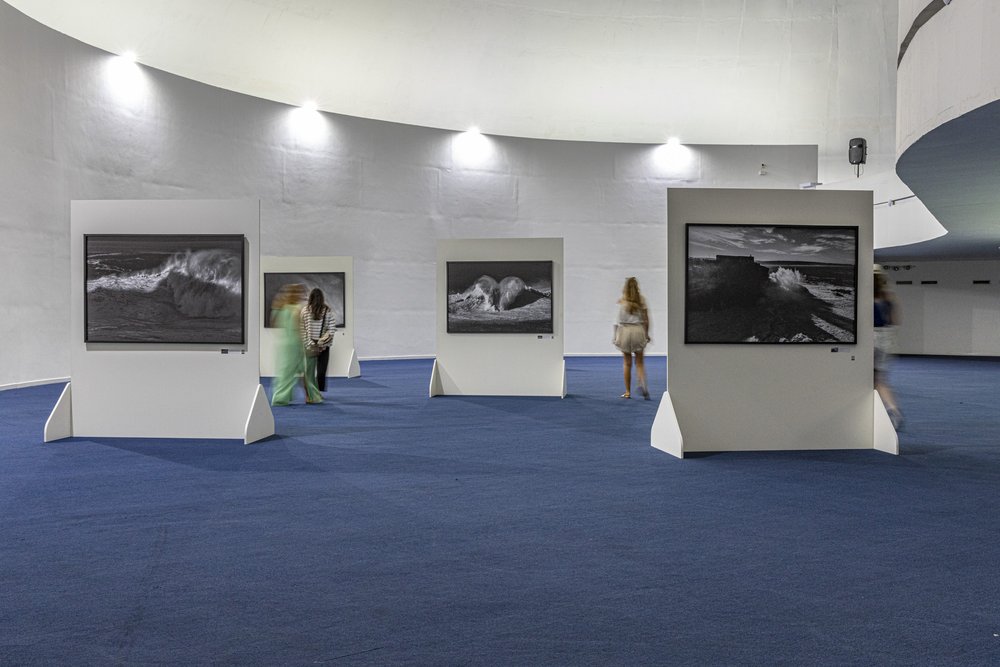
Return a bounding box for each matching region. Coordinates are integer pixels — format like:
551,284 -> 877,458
85,234 -> 245,344
685,224 -> 857,344
446,260 -> 553,333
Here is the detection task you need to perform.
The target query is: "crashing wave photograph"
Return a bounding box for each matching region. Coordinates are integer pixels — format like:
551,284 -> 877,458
447,260 -> 553,333
685,224 -> 857,344
85,234 -> 245,344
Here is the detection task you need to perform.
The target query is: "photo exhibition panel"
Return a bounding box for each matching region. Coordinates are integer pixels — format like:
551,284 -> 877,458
435,238 -> 564,397
68,200 -> 266,440
664,188 -> 874,454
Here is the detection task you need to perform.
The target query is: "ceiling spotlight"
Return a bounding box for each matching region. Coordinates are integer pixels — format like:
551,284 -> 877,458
666,137 -> 680,147
120,50 -> 137,63
302,100 -> 318,113
454,127 -> 492,166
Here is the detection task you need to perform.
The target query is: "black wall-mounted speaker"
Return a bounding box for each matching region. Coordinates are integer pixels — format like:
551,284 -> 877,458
849,137 -> 867,165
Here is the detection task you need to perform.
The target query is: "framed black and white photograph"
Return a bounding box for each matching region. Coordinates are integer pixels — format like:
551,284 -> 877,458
447,260 -> 553,334
85,234 -> 246,344
263,272 -> 346,328
685,224 -> 858,344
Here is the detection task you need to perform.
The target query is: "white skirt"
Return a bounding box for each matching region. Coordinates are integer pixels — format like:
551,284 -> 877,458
614,323 -> 648,354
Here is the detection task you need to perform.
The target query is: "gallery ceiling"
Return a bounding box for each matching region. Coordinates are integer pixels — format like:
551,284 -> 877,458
6,0 -> 998,261
6,1 -> 897,160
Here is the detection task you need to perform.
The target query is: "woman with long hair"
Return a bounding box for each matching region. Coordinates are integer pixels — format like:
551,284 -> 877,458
614,276 -> 650,399
302,288 -> 335,394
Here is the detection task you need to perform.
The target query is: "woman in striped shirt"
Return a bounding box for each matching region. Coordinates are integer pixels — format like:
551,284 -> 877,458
302,288 -> 336,395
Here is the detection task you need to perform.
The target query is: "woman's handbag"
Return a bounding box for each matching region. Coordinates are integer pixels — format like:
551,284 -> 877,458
304,311 -> 330,357
304,339 -> 324,357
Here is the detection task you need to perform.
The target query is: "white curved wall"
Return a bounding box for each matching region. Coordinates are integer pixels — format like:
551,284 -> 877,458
896,0 -> 1000,155
0,3 -> 817,387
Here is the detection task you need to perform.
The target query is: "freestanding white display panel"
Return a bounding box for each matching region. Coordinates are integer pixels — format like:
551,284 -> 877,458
45,199 -> 273,444
260,256 -> 360,379
652,188 -> 896,457
432,238 -> 565,397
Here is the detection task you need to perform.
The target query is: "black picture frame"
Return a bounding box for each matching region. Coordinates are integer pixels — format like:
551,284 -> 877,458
446,260 -> 554,334
84,234 -> 246,344
685,223 -> 858,344
263,272 -> 346,328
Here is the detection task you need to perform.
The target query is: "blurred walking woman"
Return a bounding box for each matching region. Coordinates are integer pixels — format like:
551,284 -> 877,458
613,277 -> 650,399
270,283 -> 312,406
302,288 -> 335,394
874,268 -> 902,428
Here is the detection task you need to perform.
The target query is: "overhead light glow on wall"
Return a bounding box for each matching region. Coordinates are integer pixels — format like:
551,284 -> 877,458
287,102 -> 329,145
104,51 -> 148,109
653,139 -> 694,175
452,127 -> 494,167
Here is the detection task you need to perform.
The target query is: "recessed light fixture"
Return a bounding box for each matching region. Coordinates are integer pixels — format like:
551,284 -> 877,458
105,50 -> 147,107
287,101 -> 329,144
653,138 -> 693,173
453,127 -> 491,165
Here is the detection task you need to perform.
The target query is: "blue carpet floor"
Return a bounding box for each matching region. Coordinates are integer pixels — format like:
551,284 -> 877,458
1,356 -> 998,665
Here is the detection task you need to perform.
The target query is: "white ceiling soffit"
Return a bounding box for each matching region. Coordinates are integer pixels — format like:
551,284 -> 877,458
5,0 -> 897,157
821,170 -> 948,251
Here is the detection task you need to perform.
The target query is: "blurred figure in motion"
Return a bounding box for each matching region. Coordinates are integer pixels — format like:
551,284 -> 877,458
270,283 -> 315,406
874,266 -> 902,428
613,276 -> 651,399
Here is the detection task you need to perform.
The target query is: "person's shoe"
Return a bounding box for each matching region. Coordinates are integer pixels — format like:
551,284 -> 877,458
889,408 -> 904,431
641,386 -> 650,400
620,393 -> 631,399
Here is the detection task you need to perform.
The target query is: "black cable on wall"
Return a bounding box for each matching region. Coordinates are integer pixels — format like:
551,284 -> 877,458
898,0 -> 952,68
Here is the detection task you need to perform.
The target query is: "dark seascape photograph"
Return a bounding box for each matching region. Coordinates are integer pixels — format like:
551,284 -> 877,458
447,260 -> 553,333
85,234 -> 245,344
685,224 -> 857,344
263,272 -> 346,328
